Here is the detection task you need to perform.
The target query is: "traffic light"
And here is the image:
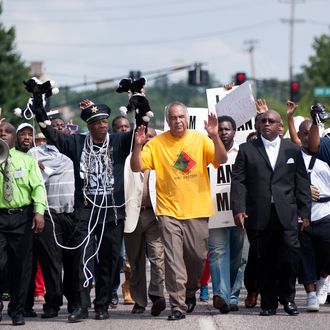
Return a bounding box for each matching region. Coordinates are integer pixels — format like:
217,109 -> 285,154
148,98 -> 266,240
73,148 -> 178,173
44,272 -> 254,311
235,72 -> 246,85
290,81 -> 300,103
188,64 -> 209,86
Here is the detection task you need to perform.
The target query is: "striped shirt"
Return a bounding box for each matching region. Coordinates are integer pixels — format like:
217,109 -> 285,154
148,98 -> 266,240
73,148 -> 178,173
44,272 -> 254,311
29,144 -> 74,214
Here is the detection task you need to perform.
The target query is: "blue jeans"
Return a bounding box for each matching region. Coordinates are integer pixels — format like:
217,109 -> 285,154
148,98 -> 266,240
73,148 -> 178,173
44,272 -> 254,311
208,226 -> 245,305
231,232 -> 249,302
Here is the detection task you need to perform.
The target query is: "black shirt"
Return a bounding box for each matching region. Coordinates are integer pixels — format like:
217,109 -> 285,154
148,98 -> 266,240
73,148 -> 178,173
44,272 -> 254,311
41,126 -> 132,220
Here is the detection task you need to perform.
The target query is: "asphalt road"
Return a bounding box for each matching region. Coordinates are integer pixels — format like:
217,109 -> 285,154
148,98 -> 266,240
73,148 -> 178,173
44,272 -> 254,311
2,282 -> 330,329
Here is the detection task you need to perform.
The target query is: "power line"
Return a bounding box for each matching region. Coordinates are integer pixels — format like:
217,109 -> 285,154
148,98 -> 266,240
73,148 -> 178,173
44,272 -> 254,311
66,64 -> 196,89
8,1 -> 265,24
18,19 -> 278,48
6,0 -> 257,14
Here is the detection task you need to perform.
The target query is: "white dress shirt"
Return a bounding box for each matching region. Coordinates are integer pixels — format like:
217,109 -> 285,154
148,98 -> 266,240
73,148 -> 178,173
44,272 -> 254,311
261,135 -> 281,170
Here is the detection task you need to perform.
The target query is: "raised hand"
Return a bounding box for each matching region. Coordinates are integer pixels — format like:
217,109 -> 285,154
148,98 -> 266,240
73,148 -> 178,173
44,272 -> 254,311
134,125 -> 148,146
79,99 -> 94,110
224,83 -> 234,91
286,100 -> 297,118
204,113 -> 219,138
256,98 -> 268,114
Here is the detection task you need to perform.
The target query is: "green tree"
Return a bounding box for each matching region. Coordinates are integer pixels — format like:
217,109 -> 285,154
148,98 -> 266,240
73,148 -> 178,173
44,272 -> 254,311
0,3 -> 30,123
304,34 -> 330,87
300,34 -> 330,114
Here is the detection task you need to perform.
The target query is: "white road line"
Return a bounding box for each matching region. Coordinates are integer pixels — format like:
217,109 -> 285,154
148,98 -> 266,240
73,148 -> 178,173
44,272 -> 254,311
199,317 -> 218,330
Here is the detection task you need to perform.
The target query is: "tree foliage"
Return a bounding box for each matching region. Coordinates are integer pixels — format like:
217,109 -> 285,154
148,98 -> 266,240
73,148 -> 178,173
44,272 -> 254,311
299,34 -> 330,115
304,34 -> 330,87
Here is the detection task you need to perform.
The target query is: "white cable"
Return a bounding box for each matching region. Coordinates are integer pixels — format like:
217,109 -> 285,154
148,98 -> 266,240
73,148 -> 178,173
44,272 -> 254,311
40,130 -> 135,288
82,164 -> 108,288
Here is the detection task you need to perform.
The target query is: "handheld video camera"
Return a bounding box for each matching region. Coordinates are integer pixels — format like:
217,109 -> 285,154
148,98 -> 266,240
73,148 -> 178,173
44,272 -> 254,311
310,103 -> 330,124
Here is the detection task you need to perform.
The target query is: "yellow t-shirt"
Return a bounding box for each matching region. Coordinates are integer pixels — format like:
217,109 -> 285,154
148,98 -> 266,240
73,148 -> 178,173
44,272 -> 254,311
141,130 -> 220,219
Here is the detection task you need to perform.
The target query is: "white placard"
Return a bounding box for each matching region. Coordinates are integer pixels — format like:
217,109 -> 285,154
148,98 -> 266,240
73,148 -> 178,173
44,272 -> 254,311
215,81 -> 256,128
208,154 -> 236,229
206,86 -> 238,114
206,83 -> 256,228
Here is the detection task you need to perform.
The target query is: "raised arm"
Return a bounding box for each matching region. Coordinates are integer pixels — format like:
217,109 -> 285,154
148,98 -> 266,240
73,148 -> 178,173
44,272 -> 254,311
286,100 -> 301,145
308,123 -> 320,154
204,113 -> 227,164
130,125 -> 148,172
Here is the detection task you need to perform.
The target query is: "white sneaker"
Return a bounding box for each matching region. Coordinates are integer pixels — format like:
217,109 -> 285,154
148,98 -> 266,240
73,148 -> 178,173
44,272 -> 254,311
316,278 -> 328,305
306,295 -> 319,312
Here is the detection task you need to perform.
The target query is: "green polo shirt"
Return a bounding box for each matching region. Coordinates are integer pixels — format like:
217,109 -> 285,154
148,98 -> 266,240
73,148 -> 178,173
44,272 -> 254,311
0,148 -> 46,214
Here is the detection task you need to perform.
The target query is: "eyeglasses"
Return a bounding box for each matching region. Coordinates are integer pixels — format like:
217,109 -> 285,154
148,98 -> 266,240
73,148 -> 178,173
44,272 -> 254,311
260,118 -> 279,125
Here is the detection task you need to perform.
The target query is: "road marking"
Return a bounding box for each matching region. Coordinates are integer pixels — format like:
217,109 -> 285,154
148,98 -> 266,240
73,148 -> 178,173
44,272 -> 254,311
199,317 -> 217,330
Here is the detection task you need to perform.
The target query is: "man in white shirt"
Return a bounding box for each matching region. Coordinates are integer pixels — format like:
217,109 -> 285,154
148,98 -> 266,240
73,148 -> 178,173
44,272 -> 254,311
297,120 -> 330,311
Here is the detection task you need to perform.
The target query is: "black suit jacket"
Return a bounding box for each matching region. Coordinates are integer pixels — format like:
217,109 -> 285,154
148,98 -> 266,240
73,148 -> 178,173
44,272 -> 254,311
230,137 -> 311,231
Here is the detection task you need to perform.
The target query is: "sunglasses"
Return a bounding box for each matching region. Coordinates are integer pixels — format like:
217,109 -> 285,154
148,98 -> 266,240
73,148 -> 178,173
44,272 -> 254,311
261,118 -> 279,125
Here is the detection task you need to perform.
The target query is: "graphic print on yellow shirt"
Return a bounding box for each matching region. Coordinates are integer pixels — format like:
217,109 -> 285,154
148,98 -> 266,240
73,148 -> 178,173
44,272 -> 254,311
172,151 -> 196,174
141,130 -> 218,219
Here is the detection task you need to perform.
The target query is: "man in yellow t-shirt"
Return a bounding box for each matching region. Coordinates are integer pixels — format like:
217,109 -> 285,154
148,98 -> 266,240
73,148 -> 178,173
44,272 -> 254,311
131,101 -> 227,320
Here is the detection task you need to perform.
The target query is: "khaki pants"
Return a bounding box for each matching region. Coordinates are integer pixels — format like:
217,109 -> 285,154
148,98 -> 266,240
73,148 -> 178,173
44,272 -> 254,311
158,216 -> 209,313
124,209 -> 165,307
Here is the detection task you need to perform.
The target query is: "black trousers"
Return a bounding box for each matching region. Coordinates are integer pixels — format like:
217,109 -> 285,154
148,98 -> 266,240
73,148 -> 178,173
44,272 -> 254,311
25,212 -> 75,312
0,206 -> 33,317
244,236 -> 258,293
246,205 -> 300,310
298,216 -> 330,284
72,207 -> 124,311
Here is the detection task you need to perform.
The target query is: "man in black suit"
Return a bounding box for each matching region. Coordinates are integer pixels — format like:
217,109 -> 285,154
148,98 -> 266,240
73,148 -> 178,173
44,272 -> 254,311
231,110 -> 311,316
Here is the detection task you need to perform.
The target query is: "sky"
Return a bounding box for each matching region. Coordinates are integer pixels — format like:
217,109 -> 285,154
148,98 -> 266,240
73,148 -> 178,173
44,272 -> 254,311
1,0 -> 330,90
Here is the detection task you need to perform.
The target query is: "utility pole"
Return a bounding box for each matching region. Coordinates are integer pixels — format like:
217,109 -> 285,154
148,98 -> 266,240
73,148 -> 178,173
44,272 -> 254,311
244,39 -> 258,96
280,0 -> 305,83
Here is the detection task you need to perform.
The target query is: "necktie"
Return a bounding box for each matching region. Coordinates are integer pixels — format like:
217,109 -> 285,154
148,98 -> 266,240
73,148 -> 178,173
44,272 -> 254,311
3,160 -> 13,202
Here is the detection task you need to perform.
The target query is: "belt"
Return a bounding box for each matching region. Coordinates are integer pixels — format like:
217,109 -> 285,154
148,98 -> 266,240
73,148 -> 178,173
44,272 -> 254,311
0,205 -> 29,215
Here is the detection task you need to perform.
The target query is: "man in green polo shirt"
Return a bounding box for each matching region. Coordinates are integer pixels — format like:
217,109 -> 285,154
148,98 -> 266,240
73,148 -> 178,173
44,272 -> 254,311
0,121 -> 46,326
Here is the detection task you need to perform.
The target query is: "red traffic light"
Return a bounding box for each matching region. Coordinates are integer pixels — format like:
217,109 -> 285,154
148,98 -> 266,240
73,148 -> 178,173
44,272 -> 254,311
290,81 -> 300,102
291,82 -> 300,92
235,72 -> 246,85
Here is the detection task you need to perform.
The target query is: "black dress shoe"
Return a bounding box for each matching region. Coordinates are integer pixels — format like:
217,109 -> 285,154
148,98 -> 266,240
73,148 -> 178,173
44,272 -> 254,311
213,295 -> 230,314
24,309 -> 37,317
168,310 -> 185,321
95,310 -> 109,320
151,297 -> 166,316
283,302 -> 299,316
12,314 -> 25,326
131,303 -> 145,314
260,308 -> 277,316
68,307 -> 89,323
110,292 -> 119,309
185,296 -> 196,313
41,308 -> 58,319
